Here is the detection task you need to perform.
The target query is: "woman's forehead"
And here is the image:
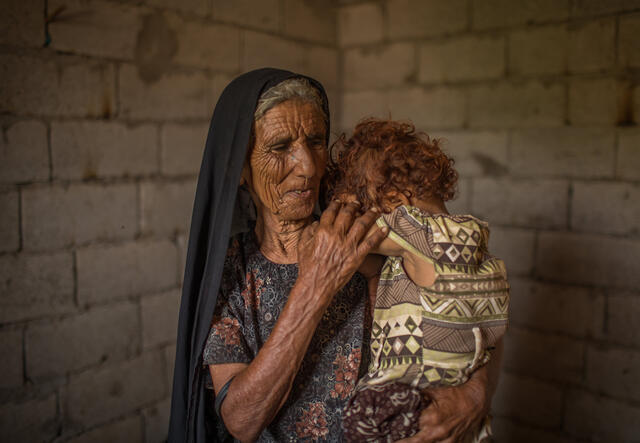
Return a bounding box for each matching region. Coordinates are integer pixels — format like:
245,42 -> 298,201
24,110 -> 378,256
256,100 -> 326,136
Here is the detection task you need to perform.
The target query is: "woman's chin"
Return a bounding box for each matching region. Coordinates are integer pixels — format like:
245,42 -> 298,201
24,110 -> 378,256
274,201 -> 316,223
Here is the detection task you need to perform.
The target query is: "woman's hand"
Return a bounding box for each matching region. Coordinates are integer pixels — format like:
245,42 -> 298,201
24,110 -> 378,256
297,200 -> 387,306
397,365 -> 492,443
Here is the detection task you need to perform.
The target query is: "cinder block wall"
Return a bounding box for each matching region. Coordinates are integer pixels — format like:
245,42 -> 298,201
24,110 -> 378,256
0,0 -> 336,441
2,0 -> 639,442
337,0 -> 640,442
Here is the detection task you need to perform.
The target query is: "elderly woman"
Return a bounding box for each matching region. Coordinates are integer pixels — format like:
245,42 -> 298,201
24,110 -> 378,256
168,69 -> 497,443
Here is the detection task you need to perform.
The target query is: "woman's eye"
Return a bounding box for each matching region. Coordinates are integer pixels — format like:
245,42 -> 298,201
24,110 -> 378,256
270,144 -> 288,153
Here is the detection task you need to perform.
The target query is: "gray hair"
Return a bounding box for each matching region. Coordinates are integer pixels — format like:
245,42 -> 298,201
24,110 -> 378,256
254,78 -> 327,125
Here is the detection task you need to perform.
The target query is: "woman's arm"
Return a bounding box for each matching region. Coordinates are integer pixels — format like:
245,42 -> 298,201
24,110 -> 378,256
210,202 -> 387,442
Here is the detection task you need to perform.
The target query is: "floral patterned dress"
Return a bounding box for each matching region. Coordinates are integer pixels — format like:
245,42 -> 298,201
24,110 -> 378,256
203,229 -> 370,442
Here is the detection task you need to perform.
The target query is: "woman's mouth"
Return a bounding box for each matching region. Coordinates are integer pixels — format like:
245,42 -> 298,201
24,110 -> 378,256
286,189 -> 312,199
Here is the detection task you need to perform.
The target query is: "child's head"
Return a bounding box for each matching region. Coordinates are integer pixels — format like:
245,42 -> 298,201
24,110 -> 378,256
327,118 -> 458,212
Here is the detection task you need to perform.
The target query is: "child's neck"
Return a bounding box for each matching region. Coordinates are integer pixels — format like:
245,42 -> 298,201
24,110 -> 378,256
408,196 -> 449,215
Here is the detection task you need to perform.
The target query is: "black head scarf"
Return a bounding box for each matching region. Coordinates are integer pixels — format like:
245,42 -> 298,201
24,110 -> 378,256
168,68 -> 330,443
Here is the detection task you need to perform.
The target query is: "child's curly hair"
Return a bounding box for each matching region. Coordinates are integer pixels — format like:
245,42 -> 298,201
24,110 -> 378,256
325,119 -> 458,211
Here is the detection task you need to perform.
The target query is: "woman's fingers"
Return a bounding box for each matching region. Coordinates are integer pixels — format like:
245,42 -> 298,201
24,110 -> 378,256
347,208 -> 380,244
356,222 -> 388,257
333,201 -> 360,235
319,199 -> 342,226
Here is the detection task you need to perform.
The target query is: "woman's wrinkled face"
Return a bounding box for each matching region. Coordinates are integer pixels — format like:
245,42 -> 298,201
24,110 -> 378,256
244,99 -> 328,222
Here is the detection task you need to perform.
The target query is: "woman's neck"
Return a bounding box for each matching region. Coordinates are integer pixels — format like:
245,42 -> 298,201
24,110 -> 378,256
254,210 -> 312,264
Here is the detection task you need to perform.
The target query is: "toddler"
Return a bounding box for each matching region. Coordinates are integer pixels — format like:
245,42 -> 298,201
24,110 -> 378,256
327,119 -> 509,442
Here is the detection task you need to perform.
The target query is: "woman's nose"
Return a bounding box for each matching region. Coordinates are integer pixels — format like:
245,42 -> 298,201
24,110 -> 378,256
290,142 -> 318,179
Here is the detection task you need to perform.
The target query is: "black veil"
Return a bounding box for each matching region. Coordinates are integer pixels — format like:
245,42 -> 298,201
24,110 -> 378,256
168,68 -> 330,443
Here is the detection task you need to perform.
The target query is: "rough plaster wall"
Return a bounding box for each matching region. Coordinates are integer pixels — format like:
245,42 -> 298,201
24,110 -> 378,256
0,0 -> 338,441
338,0 -> 640,442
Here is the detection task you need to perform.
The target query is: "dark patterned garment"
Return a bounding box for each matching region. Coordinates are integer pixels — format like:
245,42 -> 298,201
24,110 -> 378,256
203,229 -> 370,442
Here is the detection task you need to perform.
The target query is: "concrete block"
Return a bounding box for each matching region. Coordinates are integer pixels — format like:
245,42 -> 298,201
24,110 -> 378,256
387,87 -> 466,129
67,416 -> 143,443
537,231 -> 640,288
472,178 -> 568,228
388,0 -> 467,39
510,128 -> 615,178
77,240 -> 178,304
568,78 -> 620,126
141,290 -> 181,348
571,182 -> 640,235
344,43 -> 415,91
503,327 -> 585,383
446,177 -> 471,215
509,25 -> 568,76
147,0 -> 209,16
52,121 -> 158,180
0,119 -> 49,184
564,389 -> 640,441
0,54 -> 115,118
64,351 -> 165,428
437,131 -> 509,177
140,180 -> 197,237
168,15 -> 240,71
0,252 -> 75,323
0,191 -> 19,253
119,64 -> 211,120
508,278 -> 604,337
161,123 -> 207,176
0,0 -> 45,47
617,129 -> 640,180
338,3 -> 383,47
48,0 -> 142,60
619,13 -> 640,68
604,293 -> 640,346
492,372 -> 563,428
473,0 -> 569,29
340,90 -> 388,131
419,35 -> 504,83
586,346 -> 640,402
0,329 -> 23,389
570,0 -> 640,17
243,30 -> 306,74
22,183 -> 137,251
283,0 -> 335,44
568,18 -> 615,73
304,46 -> 339,91
26,302 -> 139,379
143,398 -> 171,443
212,0 -> 279,31
0,394 -> 57,442
491,417 -> 573,443
468,81 -> 565,128
488,227 -> 535,276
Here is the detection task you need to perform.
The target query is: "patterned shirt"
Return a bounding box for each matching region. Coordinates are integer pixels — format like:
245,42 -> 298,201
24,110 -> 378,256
203,230 -> 370,442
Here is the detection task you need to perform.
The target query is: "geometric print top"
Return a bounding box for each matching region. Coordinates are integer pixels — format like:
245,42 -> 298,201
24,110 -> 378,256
202,229 -> 370,442
359,205 -> 509,390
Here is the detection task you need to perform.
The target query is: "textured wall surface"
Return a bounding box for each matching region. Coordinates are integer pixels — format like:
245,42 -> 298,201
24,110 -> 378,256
0,0 -> 638,442
0,0 -> 336,441
337,1 -> 640,442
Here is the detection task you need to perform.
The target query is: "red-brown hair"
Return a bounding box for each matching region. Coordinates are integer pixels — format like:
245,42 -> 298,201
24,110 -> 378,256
325,119 -> 458,211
